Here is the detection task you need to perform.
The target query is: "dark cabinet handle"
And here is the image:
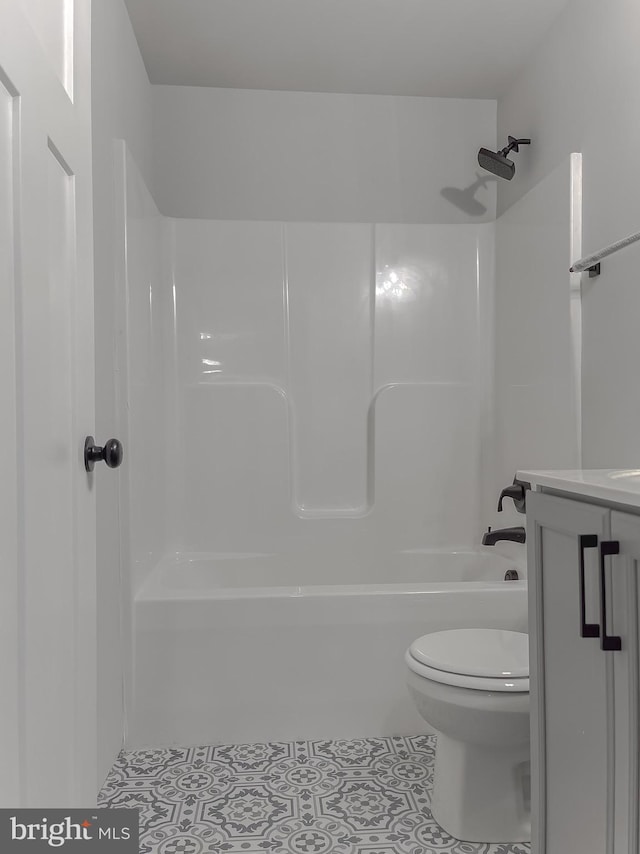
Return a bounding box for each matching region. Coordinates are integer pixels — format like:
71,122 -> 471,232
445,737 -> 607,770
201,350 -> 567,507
84,436 -> 124,472
578,535 -> 600,638
599,540 -> 621,651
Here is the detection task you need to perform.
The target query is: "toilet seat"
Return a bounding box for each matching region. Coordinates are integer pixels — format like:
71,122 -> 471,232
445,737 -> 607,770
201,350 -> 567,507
406,629 -> 529,693
406,651 -> 529,691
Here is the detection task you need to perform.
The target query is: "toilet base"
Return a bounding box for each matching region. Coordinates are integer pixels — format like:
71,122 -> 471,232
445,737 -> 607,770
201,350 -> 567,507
431,733 -> 531,843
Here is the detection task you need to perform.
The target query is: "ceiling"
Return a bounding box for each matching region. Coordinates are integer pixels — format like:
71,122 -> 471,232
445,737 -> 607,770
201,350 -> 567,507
124,0 -> 569,98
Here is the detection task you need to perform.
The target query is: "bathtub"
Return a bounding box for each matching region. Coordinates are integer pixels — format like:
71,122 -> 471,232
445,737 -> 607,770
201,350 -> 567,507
128,549 -> 527,748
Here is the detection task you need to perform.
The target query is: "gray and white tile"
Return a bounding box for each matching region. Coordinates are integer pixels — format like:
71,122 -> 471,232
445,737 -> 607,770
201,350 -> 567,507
99,736 -> 530,854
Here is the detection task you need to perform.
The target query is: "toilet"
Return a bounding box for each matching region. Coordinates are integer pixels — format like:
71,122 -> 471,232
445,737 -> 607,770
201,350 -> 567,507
406,628 -> 530,844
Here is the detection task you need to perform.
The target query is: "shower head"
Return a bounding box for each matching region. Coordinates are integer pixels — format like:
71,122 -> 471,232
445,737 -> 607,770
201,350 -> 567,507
477,136 -> 531,181
478,147 -> 516,180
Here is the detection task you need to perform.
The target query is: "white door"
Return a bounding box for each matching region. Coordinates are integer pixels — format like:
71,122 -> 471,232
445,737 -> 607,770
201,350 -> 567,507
0,0 -> 96,806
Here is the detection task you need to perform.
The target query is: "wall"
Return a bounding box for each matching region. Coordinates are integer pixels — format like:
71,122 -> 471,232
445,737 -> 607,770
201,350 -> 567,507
91,0 -> 156,785
498,0 -> 640,467
152,86 -> 497,223
114,143 -> 168,711
162,218 -> 494,563
489,155 -> 581,537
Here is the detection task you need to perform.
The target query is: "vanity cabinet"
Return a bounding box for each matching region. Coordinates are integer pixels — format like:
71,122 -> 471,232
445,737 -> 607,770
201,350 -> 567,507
527,489 -> 640,854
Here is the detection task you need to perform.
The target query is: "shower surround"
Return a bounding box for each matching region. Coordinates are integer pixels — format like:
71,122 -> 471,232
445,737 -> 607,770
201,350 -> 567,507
117,146 -> 498,589
117,144 -> 540,747
164,217 -> 494,556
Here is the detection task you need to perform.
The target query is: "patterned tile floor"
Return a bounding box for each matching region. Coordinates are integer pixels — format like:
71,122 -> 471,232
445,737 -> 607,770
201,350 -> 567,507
99,735 -> 530,854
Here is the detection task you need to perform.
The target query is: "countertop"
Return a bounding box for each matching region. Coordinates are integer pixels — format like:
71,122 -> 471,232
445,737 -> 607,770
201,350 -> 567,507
517,469 -> 640,509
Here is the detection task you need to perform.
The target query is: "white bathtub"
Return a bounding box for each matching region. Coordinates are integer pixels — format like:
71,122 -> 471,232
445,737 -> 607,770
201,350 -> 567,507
128,550 -> 527,748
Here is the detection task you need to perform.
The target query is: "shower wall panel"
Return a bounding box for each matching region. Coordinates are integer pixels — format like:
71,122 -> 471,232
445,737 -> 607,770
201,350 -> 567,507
173,220 -> 287,387
371,384 -> 480,549
374,225 -> 482,387
166,219 -> 493,560
287,224 -> 373,516
182,384 -> 291,553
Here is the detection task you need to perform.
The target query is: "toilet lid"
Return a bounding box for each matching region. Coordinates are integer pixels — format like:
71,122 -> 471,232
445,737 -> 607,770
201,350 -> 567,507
409,629 -> 529,678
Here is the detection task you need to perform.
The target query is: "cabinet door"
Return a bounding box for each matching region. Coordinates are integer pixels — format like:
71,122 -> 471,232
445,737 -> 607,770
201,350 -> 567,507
528,491 -> 612,854
609,511 -> 640,854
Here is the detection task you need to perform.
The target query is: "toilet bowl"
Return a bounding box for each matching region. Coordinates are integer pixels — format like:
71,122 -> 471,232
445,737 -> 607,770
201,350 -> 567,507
406,628 -> 530,844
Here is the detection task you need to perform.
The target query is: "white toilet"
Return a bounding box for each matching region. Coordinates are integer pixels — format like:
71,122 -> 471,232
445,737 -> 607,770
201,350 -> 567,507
406,628 -> 530,844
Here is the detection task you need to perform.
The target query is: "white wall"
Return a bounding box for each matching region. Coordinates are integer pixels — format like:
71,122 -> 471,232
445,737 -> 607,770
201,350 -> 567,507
490,156 -> 581,538
152,86 -> 497,223
92,0 -> 156,786
113,145 -> 168,733
498,0 -> 640,467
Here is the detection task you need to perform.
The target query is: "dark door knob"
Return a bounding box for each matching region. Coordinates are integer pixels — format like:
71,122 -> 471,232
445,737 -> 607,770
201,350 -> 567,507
84,436 -> 124,472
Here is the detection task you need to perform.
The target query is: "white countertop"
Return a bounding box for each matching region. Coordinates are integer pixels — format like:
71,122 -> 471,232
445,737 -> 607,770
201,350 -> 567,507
517,469 -> 640,509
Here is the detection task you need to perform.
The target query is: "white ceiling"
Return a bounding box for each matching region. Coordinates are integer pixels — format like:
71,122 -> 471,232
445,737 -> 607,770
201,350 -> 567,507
124,0 -> 569,98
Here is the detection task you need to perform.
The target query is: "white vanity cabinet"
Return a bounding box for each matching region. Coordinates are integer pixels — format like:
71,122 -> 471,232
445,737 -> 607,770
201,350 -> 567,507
526,483 -> 640,854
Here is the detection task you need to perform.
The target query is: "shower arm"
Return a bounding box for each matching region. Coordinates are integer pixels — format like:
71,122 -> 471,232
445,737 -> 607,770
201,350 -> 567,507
500,136 -> 531,157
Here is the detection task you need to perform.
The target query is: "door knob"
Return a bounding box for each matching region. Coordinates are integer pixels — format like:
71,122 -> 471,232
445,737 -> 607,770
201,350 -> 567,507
84,436 -> 124,472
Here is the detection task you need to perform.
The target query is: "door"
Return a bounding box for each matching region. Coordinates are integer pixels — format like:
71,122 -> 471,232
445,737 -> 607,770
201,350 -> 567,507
609,511 -> 640,854
0,0 -> 96,806
527,490 -> 612,854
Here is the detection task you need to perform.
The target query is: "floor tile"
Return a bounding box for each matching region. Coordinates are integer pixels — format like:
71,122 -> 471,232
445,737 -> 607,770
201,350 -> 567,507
99,736 -> 530,854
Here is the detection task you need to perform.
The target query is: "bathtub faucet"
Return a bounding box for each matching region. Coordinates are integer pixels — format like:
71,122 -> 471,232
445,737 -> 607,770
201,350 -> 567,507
482,526 -> 526,546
